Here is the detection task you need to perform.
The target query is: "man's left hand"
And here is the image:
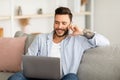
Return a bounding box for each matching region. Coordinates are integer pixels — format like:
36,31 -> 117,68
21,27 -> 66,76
68,24 -> 83,36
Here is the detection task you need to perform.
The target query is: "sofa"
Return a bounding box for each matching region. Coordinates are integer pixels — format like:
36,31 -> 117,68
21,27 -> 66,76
0,31 -> 120,80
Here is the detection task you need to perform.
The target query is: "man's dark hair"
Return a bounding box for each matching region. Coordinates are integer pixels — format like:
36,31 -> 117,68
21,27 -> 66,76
55,7 -> 73,22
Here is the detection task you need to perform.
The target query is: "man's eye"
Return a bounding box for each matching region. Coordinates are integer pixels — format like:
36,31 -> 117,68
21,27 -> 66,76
55,22 -> 59,24
63,22 -> 67,25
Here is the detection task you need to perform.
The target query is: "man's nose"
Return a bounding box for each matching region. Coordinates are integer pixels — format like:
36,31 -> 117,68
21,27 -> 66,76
58,24 -> 62,28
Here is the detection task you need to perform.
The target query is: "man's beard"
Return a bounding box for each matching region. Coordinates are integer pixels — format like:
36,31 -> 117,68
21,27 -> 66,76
54,29 -> 69,37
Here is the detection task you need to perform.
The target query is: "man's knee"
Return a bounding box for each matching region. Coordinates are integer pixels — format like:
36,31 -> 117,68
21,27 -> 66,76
61,73 -> 79,80
8,72 -> 27,80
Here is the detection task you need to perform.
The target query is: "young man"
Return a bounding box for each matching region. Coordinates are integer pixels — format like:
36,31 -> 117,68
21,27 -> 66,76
8,7 -> 110,80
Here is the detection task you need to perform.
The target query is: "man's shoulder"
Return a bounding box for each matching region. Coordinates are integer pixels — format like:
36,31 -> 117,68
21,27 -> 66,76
36,32 -> 50,36
35,33 -> 51,40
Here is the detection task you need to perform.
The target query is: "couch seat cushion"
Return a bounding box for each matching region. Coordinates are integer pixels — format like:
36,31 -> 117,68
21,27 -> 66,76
0,72 -> 14,80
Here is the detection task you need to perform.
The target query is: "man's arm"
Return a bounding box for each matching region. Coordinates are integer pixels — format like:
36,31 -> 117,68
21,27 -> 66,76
68,25 -> 110,47
83,29 -> 95,39
82,29 -> 110,46
87,32 -> 110,47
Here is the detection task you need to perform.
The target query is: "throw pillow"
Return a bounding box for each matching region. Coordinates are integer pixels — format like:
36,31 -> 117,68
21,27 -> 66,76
0,37 -> 26,72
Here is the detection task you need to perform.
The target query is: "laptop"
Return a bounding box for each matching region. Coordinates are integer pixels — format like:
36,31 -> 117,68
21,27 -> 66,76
22,55 -> 60,80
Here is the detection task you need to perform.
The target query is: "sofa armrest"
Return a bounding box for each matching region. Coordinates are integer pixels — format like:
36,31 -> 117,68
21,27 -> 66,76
78,44 -> 120,80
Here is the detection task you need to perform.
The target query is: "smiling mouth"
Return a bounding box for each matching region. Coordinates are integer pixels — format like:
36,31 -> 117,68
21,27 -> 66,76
56,29 -> 64,33
54,28 -> 69,37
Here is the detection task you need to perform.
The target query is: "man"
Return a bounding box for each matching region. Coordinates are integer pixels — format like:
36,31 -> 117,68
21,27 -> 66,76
8,7 -> 110,80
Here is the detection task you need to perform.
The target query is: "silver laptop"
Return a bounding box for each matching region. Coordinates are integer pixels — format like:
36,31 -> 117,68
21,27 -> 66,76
22,55 -> 60,79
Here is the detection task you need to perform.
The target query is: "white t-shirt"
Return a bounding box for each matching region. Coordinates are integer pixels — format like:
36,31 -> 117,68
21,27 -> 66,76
48,41 -> 62,77
49,41 -> 61,58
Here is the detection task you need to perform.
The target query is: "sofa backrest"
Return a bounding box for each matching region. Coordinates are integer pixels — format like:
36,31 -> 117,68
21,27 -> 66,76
14,31 -> 39,54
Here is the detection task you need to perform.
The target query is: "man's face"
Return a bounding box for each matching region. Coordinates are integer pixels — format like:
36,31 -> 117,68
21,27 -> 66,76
54,14 -> 71,37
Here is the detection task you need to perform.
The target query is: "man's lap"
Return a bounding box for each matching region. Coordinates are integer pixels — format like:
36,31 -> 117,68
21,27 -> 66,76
8,72 -> 79,80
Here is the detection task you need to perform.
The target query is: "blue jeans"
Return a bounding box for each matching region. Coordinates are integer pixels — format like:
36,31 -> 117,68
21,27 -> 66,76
8,72 -> 79,80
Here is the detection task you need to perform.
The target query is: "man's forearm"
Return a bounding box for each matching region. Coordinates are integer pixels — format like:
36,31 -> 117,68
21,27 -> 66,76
83,29 -> 95,39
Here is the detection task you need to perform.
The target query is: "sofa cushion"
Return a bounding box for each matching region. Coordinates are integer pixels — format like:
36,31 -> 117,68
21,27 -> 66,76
24,34 -> 37,54
0,37 -> 26,72
0,72 -> 14,80
78,44 -> 120,80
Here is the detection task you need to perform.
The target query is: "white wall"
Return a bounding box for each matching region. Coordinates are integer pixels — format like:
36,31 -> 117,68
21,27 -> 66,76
94,0 -> 120,44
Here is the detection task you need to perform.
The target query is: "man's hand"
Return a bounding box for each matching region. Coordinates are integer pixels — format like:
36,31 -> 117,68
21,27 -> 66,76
68,24 -> 83,36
